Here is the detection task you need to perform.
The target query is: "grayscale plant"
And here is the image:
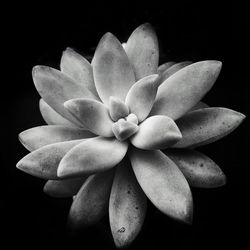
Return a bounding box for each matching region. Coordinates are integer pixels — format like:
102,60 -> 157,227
17,23 -> 245,248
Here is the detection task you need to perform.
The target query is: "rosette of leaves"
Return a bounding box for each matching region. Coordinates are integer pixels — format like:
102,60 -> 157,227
17,23 -> 245,248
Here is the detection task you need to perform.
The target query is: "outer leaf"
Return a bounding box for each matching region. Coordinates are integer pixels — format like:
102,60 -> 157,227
130,116 -> 182,150
33,66 -> 97,126
60,47 -> 99,97
57,137 -> 128,178
64,98 -> 114,137
157,61 -> 192,86
125,74 -> 159,122
39,99 -> 78,128
68,170 -> 114,229
129,148 -> 193,223
16,140 -> 83,179
150,60 -> 222,120
43,176 -> 87,198
19,125 -> 94,151
109,160 -> 147,248
188,101 -> 208,112
157,61 -> 175,74
174,108 -> 245,148
163,149 -> 226,188
92,32 -> 135,105
125,23 -> 159,80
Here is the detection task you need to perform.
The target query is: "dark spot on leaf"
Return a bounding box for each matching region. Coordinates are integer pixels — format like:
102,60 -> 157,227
136,207 -> 139,210
127,190 -> 131,194
118,227 -> 125,233
200,163 -> 204,167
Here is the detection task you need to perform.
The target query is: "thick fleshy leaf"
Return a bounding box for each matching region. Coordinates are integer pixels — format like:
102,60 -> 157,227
92,32 -> 135,105
64,98 -> 114,137
129,149 -> 193,223
16,140 -> 83,179
33,66 -> 97,126
125,74 -> 159,122
109,96 -> 129,121
157,61 -> 175,75
39,99 -> 78,128
189,101 -> 208,112
157,61 -> 192,86
174,108 -> 245,148
112,119 -> 138,141
163,149 -> 226,188
150,61 -> 222,120
130,115 -> 182,150
43,176 -> 87,198
125,23 -> 159,80
68,170 -> 114,229
57,137 -> 128,178
126,113 -> 138,125
109,160 -> 147,248
60,47 -> 99,97
19,125 -> 94,151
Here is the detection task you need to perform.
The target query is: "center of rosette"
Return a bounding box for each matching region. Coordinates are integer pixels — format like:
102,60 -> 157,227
108,96 -> 139,141
112,116 -> 139,141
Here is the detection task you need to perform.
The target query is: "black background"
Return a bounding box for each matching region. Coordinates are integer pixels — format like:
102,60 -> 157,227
2,1 -> 249,249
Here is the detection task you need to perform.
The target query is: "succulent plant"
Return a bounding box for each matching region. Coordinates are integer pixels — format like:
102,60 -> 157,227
17,23 -> 245,248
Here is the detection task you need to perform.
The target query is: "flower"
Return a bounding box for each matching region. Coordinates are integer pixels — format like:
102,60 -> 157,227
17,23 -> 245,248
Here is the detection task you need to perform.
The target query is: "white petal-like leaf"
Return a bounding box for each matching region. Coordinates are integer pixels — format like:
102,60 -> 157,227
163,149 -> 226,188
16,140 -> 83,179
150,60 -> 222,120
60,47 -> 99,97
129,149 -> 193,223
125,74 -> 159,122
43,176 -> 88,198
125,23 -> 159,80
57,137 -> 128,178
92,32 -> 135,105
68,170 -> 114,229
157,61 -> 175,75
33,66 -> 98,126
39,99 -> 78,128
64,98 -> 114,137
157,61 -> 192,87
109,160 -> 147,248
19,125 -> 94,151
130,116 -> 182,150
109,96 -> 129,121
174,108 -> 245,148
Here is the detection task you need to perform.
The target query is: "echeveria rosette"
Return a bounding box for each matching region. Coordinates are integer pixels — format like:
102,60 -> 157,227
16,23 -> 245,248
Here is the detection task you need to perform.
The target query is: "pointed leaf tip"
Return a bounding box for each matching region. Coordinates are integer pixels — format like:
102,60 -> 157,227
32,65 -> 97,127
57,137 -> 128,178
92,32 -> 135,105
129,149 -> 193,223
16,140 -> 83,179
109,96 -> 129,121
164,149 -> 227,188
151,60 -> 223,120
174,108 -> 245,148
109,161 -> 147,248
130,115 -> 182,150
125,74 -> 159,122
64,98 -> 114,137
125,23 -> 159,80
